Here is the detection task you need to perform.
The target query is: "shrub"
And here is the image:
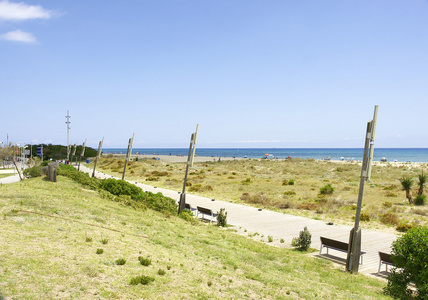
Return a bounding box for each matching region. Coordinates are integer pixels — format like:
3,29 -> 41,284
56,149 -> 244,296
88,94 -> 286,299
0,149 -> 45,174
99,178 -> 142,196
291,226 -> 311,251
384,226 -> 428,298
129,275 -> 155,285
138,256 -> 151,266
283,191 -> 296,196
158,269 -> 166,276
268,236 -> 273,243
96,248 -> 104,254
179,209 -> 196,224
115,258 -> 126,265
414,194 -> 426,206
282,179 -> 289,186
242,178 -> 252,185
132,191 -> 177,215
23,166 -> 42,178
380,213 -> 399,225
57,164 -> 100,190
319,184 -> 334,195
396,223 -> 414,232
216,208 -> 227,227
288,179 -> 295,185
101,238 -> 108,244
382,201 -> 393,208
360,213 -> 370,222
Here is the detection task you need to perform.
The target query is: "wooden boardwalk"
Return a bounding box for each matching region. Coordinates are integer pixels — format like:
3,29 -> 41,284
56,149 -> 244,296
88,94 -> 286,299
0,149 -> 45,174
83,165 -> 398,277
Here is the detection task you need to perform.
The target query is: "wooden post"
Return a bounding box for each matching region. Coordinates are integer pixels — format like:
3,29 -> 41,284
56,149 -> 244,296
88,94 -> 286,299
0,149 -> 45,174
346,106 -> 378,274
122,133 -> 135,180
92,137 -> 104,178
178,125 -> 199,214
78,139 -> 86,171
70,143 -> 77,165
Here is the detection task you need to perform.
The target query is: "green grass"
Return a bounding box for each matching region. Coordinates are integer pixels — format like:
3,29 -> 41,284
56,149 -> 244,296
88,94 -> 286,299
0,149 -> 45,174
0,176 -> 391,299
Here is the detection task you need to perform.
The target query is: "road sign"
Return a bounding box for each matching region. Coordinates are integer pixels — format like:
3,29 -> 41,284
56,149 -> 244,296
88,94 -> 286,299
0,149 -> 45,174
37,145 -> 43,157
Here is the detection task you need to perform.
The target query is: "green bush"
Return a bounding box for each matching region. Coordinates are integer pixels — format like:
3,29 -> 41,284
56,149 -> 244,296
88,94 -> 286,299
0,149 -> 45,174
380,213 -> 399,225
179,209 -> 196,224
319,184 -> 334,195
132,191 -> 177,215
99,178 -> 142,196
138,256 -> 151,266
360,213 -> 370,222
414,194 -> 426,206
291,226 -> 311,251
115,258 -> 126,265
216,208 -> 227,227
288,179 -> 295,185
129,275 -> 155,285
384,226 -> 428,298
23,166 -> 42,178
57,164 -> 100,190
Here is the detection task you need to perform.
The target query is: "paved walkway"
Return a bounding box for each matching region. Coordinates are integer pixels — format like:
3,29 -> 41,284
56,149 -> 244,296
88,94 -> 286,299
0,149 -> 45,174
83,164 -> 398,277
0,169 -> 21,184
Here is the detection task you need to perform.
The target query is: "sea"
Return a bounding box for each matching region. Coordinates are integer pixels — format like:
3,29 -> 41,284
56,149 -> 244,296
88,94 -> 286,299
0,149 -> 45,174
103,148 -> 428,163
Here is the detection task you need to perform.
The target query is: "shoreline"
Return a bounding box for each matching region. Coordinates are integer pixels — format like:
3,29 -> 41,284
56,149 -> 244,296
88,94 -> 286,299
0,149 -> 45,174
107,153 -> 428,167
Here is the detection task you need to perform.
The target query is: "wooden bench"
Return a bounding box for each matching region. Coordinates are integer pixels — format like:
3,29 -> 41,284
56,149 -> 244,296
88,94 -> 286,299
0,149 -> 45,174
319,237 -> 366,265
196,206 -> 217,224
378,251 -> 393,274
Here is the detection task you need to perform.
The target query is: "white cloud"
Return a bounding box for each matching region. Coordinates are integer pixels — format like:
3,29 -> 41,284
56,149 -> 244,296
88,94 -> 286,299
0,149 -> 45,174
0,0 -> 53,21
0,29 -> 36,43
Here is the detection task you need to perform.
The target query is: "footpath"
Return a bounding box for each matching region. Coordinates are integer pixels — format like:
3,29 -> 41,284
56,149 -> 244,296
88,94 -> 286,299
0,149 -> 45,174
78,164 -> 397,278
0,169 -> 21,184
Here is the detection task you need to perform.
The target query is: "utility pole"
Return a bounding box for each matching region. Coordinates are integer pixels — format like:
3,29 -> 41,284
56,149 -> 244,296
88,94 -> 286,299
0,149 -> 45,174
122,133 -> 135,180
346,105 -> 379,274
65,110 -> 71,161
78,139 -> 87,171
178,124 -> 199,214
92,137 -> 104,178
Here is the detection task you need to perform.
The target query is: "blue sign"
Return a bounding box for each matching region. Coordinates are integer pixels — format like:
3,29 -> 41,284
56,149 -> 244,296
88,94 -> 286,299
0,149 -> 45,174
37,145 -> 43,157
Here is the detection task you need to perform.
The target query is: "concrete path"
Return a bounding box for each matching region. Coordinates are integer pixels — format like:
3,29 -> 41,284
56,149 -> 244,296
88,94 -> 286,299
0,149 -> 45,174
0,169 -> 21,184
79,164 -> 397,277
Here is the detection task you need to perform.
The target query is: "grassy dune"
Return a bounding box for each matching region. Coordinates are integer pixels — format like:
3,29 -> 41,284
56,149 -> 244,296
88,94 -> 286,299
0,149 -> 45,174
0,176 -> 391,299
96,156 -> 428,233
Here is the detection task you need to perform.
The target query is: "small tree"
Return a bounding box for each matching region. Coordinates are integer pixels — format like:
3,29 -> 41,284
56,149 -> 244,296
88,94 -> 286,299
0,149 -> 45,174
384,226 -> 428,299
216,208 -> 227,227
291,226 -> 311,251
417,172 -> 426,196
399,177 -> 414,204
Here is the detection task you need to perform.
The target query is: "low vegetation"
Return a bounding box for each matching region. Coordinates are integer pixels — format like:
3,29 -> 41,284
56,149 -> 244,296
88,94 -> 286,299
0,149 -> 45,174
0,167 -> 391,298
93,156 -> 428,232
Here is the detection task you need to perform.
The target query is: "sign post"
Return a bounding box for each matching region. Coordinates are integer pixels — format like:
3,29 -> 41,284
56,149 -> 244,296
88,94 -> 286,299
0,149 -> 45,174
92,137 -> 104,178
178,124 -> 199,214
346,105 -> 378,274
37,145 -> 43,162
122,133 -> 135,180
78,139 -> 86,171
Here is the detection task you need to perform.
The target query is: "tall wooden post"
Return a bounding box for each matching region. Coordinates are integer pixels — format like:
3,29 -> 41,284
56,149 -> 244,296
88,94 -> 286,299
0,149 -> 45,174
92,137 -> 104,178
122,133 -> 135,180
178,125 -> 199,214
346,105 -> 378,274
70,143 -> 77,165
78,139 -> 86,171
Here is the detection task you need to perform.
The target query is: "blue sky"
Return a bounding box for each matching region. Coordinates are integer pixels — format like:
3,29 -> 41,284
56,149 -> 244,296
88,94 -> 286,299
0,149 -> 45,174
1,1 -> 427,149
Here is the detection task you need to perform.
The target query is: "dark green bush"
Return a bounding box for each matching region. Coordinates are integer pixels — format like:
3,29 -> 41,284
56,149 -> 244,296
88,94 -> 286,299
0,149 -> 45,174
291,226 -> 312,251
216,208 -> 227,227
99,178 -> 142,196
129,275 -> 155,285
319,184 -> 334,195
414,195 -> 426,206
23,166 -> 42,178
132,191 -> 177,215
179,209 -> 196,224
115,258 -> 126,265
138,256 -> 151,266
384,226 -> 428,298
288,179 -> 295,185
58,164 -> 100,190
